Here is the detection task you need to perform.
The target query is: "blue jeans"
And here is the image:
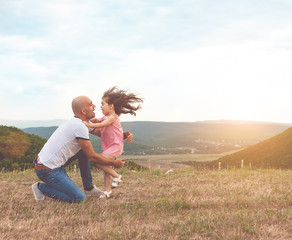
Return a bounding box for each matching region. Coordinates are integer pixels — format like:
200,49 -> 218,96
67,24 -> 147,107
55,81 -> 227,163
35,150 -> 93,203
64,150 -> 93,191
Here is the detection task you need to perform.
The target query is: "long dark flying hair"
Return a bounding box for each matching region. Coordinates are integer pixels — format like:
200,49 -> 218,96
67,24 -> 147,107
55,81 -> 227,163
102,87 -> 143,116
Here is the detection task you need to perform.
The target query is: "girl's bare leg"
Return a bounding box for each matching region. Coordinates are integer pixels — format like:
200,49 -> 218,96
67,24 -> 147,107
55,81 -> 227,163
95,154 -> 119,192
95,155 -> 119,178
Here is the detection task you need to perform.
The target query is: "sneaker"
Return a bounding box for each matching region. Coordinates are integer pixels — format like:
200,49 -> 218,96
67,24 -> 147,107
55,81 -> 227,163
99,190 -> 113,199
111,182 -> 118,188
32,183 -> 45,201
84,185 -> 103,197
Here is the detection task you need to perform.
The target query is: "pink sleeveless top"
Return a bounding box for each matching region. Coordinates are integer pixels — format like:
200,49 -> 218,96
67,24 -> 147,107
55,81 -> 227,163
99,114 -> 124,157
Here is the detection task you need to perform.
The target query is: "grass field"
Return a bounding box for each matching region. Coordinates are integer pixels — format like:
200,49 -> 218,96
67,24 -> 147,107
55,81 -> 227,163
122,153 -> 231,170
0,164 -> 291,239
123,153 -> 228,163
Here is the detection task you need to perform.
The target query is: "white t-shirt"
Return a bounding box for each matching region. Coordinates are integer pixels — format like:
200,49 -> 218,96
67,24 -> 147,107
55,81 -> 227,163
38,117 -> 92,169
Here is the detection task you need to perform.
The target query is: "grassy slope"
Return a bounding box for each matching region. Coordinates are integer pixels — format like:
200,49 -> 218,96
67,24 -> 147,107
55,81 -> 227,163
212,127 -> 292,169
0,168 -> 291,239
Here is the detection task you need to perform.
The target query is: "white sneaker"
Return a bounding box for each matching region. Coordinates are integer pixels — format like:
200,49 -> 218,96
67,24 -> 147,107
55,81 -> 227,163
32,183 -> 45,201
84,185 -> 103,197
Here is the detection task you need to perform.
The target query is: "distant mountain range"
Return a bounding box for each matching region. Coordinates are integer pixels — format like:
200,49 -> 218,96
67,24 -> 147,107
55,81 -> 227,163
0,119 -> 66,128
1,120 -> 292,169
21,120 -> 291,154
210,126 -> 292,169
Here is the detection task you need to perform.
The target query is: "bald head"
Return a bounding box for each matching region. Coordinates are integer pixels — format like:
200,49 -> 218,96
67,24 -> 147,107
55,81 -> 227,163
72,96 -> 96,120
72,96 -> 90,115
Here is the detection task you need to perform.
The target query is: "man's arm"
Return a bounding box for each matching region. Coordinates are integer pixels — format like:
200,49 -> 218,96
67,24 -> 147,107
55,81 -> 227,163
90,128 -> 101,137
77,138 -> 125,168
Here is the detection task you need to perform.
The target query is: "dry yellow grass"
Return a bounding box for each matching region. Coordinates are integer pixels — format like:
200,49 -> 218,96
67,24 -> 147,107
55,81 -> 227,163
0,167 -> 291,240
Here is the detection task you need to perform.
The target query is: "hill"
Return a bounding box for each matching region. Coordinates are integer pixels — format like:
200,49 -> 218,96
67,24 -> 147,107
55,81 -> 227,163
0,125 -> 46,170
22,126 -> 58,139
210,127 -> 292,169
23,120 -> 291,154
22,127 -> 155,155
121,120 -> 291,145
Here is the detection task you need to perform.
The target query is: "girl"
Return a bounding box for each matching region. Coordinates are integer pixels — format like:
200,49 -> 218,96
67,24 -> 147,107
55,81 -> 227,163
83,87 -> 143,198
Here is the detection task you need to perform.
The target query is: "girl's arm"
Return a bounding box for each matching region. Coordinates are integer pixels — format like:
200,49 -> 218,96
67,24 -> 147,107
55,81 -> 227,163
83,115 -> 116,128
89,118 -> 101,123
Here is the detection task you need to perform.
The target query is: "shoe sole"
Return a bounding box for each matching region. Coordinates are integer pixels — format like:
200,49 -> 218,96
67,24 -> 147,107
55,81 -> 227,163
32,184 -> 45,201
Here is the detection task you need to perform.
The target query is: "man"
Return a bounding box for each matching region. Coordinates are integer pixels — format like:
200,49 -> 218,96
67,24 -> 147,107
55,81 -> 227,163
32,96 -> 133,203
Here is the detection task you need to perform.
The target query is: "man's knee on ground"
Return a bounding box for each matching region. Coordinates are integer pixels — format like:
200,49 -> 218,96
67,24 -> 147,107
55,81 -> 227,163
73,192 -> 86,203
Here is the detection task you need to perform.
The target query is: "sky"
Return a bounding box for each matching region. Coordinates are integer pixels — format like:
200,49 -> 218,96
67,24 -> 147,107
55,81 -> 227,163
1,0 -> 292,124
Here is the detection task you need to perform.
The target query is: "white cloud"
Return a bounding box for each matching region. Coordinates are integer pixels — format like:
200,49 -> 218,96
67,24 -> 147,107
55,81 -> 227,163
0,35 -> 46,51
1,0 -> 292,123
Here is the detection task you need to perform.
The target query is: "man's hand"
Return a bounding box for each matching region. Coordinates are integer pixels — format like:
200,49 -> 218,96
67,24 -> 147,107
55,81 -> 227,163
124,131 -> 133,144
78,138 -> 124,166
113,158 -> 126,168
89,118 -> 101,123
